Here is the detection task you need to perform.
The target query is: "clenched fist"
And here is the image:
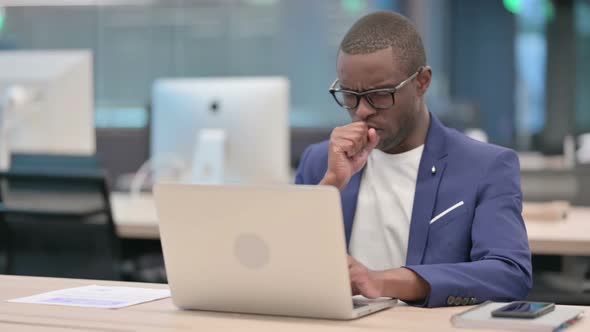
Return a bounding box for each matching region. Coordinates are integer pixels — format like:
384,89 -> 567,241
320,122 -> 380,190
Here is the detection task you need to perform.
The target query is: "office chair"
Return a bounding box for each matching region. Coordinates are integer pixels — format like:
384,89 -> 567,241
0,154 -> 122,280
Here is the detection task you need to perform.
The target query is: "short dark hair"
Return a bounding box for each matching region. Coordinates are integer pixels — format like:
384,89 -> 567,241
339,11 -> 426,75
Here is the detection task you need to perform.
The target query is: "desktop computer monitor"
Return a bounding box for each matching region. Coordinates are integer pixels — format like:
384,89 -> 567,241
0,50 -> 95,160
151,77 -> 290,185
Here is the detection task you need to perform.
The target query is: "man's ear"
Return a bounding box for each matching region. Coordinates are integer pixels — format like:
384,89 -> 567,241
416,66 -> 432,96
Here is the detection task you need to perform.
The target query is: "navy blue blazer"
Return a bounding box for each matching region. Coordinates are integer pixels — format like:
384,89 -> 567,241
295,113 -> 532,307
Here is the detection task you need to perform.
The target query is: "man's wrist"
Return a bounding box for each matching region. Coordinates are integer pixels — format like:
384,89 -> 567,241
371,270 -> 387,298
377,268 -> 431,301
320,171 -> 348,191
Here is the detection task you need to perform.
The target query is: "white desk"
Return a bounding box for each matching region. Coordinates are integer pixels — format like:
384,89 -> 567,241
110,192 -> 159,239
525,207 -> 590,255
110,193 -> 590,256
0,275 -> 587,332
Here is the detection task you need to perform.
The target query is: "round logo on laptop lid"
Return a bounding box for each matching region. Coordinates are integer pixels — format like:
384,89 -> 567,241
234,233 -> 270,269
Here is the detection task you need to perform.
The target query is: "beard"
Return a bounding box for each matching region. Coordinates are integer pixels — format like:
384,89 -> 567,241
377,115 -> 416,153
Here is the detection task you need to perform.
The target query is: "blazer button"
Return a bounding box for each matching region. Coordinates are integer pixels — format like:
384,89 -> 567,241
454,297 -> 463,306
469,297 -> 477,305
461,298 -> 470,306
447,296 -> 455,305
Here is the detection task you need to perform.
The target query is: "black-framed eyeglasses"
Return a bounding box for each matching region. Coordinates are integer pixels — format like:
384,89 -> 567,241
329,67 -> 422,110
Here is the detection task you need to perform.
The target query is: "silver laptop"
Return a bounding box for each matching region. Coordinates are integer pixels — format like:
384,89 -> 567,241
154,183 -> 396,320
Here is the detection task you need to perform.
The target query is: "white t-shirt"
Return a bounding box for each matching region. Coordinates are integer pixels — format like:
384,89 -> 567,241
349,145 -> 424,271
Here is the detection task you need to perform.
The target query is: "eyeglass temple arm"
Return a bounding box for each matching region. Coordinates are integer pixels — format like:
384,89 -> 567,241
329,79 -> 339,90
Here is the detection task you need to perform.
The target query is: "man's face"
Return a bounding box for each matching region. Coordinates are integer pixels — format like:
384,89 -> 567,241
336,47 -> 421,153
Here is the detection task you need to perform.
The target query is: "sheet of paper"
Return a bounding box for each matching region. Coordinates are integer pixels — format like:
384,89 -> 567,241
7,285 -> 171,309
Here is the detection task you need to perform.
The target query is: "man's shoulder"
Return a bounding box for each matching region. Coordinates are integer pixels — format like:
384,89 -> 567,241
295,140 -> 330,184
299,139 -> 331,170
303,140 -> 330,158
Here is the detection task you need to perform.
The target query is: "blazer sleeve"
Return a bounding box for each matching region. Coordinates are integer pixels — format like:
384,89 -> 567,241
404,149 -> 533,307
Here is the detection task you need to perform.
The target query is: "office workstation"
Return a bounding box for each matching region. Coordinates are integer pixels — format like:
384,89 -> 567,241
1,1 -> 590,331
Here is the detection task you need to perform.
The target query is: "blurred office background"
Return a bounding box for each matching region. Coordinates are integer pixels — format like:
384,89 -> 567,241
1,0 -> 589,167
0,0 -> 590,304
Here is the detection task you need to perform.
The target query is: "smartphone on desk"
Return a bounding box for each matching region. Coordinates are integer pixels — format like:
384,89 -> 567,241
491,301 -> 555,319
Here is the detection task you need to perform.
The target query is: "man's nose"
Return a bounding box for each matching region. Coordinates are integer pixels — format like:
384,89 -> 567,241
354,97 -> 376,121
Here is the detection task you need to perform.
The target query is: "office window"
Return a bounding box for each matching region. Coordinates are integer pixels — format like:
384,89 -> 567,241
0,0 -> 398,129
514,0 -> 549,149
575,0 -> 590,134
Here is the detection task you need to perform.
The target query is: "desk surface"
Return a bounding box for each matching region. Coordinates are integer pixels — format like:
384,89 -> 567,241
111,192 -> 159,239
0,275 -> 587,332
525,207 -> 590,255
110,193 -> 590,255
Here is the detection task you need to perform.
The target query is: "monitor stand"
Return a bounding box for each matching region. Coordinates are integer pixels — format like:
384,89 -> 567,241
0,86 -> 41,171
190,128 -> 227,184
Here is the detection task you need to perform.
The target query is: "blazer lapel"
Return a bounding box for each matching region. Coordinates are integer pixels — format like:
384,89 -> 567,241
406,113 -> 449,265
342,169 -> 363,249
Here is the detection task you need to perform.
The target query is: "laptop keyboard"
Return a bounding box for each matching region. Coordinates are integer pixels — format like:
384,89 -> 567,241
353,302 -> 369,309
